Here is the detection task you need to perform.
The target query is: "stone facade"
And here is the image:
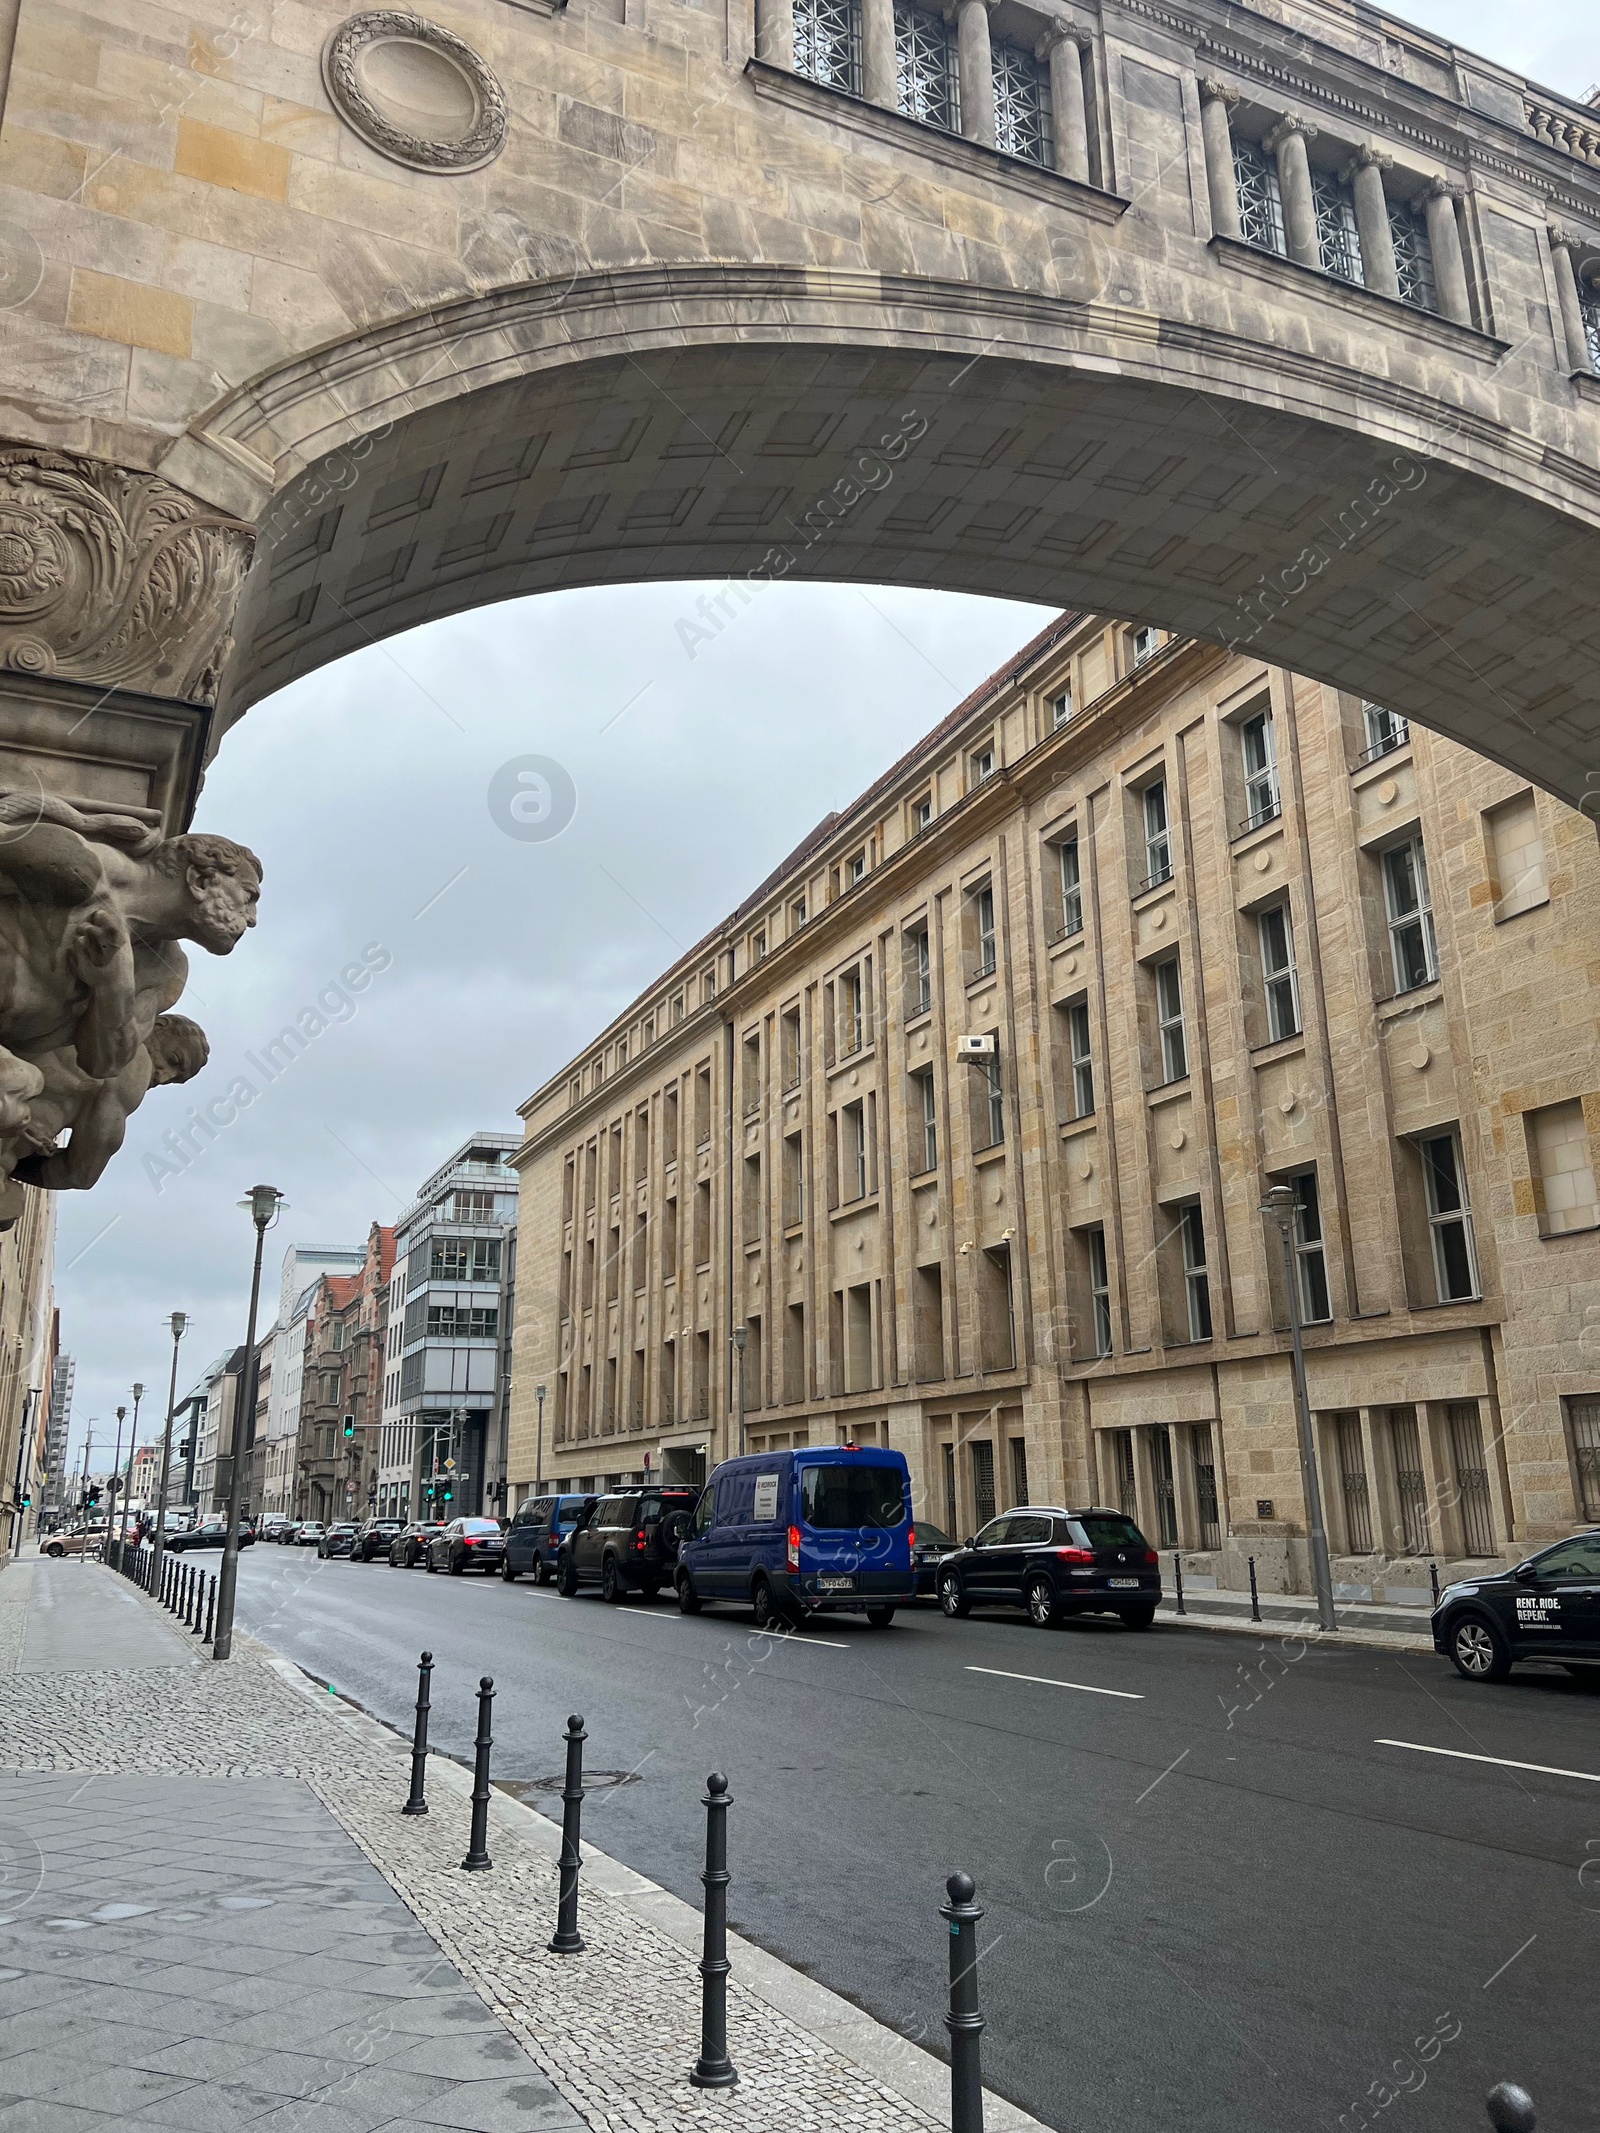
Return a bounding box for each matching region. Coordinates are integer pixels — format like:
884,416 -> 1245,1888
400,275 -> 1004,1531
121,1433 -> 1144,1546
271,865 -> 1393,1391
292,1220 -> 393,1521
509,612 -> 1600,1598
0,1189 -> 55,1554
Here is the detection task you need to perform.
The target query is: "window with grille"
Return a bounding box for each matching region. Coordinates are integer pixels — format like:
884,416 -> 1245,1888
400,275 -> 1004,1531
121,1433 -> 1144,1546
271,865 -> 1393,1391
1155,957 -> 1187,1082
1191,1424 -> 1221,1550
1110,1429 -> 1137,1517
1142,780 -> 1172,888
1067,1000 -> 1094,1117
1362,702 -> 1410,761
1420,1131 -> 1478,1301
894,1 -> 956,128
970,1438 -> 996,1529
1447,1401 -> 1495,1555
1582,280 -> 1600,375
1388,1407 -> 1430,1555
1240,709 -> 1280,830
1058,838 -> 1083,939
1149,1427 -> 1177,1548
1383,836 -> 1438,993
1009,1437 -> 1029,1507
1311,169 -> 1363,283
1334,1412 -> 1374,1553
1388,201 -> 1436,312
1565,1397 -> 1600,1521
795,0 -> 861,91
944,1441 -> 958,1532
1233,135 -> 1286,256
992,41 -> 1050,164
1087,1226 -> 1112,1356
1259,904 -> 1301,1041
1180,1203 -> 1212,1341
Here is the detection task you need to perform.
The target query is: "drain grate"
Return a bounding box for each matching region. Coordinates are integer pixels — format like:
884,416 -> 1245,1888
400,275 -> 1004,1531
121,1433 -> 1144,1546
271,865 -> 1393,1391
494,1770 -> 643,1804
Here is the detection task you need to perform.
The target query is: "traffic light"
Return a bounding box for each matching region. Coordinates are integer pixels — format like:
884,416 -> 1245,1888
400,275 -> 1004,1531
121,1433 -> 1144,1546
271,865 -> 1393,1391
441,1481 -> 453,1504
342,1414 -> 355,1441
19,1490 -> 31,1510
86,1483 -> 101,1508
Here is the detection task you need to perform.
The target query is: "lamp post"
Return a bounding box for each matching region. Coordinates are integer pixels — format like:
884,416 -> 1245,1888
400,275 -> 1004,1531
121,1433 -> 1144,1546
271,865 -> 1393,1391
107,1404 -> 126,1564
730,1327 -> 747,1458
213,1184 -> 283,1662
535,1384 -> 546,1492
150,1312 -> 189,1600
114,1381 -> 144,1566
1261,1184 -> 1336,1633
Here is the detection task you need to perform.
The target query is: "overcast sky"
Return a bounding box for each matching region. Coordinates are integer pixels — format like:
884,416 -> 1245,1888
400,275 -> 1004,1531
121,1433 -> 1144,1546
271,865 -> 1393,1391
56,0 -> 1592,1472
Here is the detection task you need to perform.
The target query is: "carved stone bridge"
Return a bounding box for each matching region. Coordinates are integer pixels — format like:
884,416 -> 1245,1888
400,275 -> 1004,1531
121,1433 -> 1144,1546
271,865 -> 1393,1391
0,0 -> 1597,1202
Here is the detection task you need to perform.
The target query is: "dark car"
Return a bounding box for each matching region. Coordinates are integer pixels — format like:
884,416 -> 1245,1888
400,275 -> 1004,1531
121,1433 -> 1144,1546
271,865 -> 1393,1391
1432,1529 -> 1600,1683
388,1520 -> 444,1567
168,1518 -> 256,1552
426,1517 -> 507,1575
911,1518 -> 958,1600
503,1493 -> 598,1584
351,1518 -> 403,1563
558,1487 -> 699,1603
936,1507 -> 1160,1630
317,1522 -> 360,1559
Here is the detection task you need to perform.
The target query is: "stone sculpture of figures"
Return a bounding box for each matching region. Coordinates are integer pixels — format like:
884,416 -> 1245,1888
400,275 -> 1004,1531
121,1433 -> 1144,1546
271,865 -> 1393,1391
0,787 -> 260,1221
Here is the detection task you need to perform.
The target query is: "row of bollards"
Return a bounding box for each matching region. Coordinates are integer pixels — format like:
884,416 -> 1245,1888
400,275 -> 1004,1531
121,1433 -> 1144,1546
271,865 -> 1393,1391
145,1551 -> 216,1646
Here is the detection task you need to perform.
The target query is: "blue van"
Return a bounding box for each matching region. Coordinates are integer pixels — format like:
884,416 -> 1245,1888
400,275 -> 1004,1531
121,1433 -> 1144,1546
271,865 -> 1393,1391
676,1446 -> 916,1629
504,1492 -> 599,1584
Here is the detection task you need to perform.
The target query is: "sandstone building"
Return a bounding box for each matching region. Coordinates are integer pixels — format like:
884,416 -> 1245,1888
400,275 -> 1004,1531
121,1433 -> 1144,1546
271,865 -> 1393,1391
509,613 -> 1600,1600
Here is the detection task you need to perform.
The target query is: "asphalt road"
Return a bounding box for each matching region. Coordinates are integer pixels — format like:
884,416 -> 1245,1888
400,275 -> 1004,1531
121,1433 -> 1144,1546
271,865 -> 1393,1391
231,1548 -> 1600,2133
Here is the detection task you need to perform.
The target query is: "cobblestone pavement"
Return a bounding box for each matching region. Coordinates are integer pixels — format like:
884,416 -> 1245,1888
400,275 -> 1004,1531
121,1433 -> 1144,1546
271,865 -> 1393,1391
1,1559 -> 1026,2133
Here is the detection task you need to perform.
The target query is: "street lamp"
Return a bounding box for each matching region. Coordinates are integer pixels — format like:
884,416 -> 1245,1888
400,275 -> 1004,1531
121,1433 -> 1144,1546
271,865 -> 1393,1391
114,1381 -> 144,1567
150,1312 -> 189,1599
108,1404 -> 126,1564
1261,1183 -> 1336,1634
214,1184 -> 284,1661
535,1384 -> 546,1493
730,1327 -> 747,1458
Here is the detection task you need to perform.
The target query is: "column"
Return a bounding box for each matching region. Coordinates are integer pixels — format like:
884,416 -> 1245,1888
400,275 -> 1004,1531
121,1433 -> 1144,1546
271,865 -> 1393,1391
754,0 -> 793,72
954,0 -> 996,149
1197,77 -> 1241,240
1417,177 -> 1471,326
1039,23 -> 1092,184
862,0 -> 895,109
1264,114 -> 1319,269
1548,223 -> 1592,375
1344,144 -> 1399,299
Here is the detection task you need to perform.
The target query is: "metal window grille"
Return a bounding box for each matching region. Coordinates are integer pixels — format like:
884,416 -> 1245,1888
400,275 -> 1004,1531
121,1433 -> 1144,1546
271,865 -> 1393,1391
1010,1436 -> 1029,1508
1180,1203 -> 1212,1342
1335,1411 -> 1374,1553
971,1438 -> 996,1529
1447,1401 -> 1495,1556
1362,702 -> 1410,760
1192,1424 -> 1221,1550
992,40 -> 1051,165
795,0 -> 862,93
943,1441 -> 958,1532
1566,1397 -> 1600,1521
894,1 -> 956,128
1233,135 -> 1286,256
1582,282 -> 1600,376
1111,1429 -> 1137,1518
1388,201 -> 1436,312
1388,1407 -> 1430,1556
1149,1428 -> 1178,1548
1259,905 -> 1301,1042
1311,170 -> 1364,283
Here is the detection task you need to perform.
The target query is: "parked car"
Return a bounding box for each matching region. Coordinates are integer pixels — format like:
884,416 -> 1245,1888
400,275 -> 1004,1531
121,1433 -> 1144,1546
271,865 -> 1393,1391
294,1521 -> 326,1548
504,1493 -> 599,1584
351,1518 -> 404,1563
676,1448 -> 916,1629
317,1522 -> 360,1559
555,1488 -> 698,1603
258,1513 -> 294,1542
425,1517 -> 507,1575
911,1518 -> 958,1600
935,1507 -> 1160,1630
1433,1529 -> 1600,1683
167,1518 -> 256,1552
388,1520 -> 444,1568
40,1525 -> 98,1559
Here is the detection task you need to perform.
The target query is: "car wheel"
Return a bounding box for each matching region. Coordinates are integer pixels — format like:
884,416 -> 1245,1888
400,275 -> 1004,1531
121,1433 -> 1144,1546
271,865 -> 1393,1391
751,1576 -> 785,1631
865,1605 -> 896,1629
448,1552 -> 465,1576
677,1571 -> 702,1615
424,1552 -> 437,1574
557,1554 -> 578,1598
502,1557 -> 518,1583
45,1542 -> 63,1558
1118,1604 -> 1157,1631
601,1557 -> 624,1605
533,1553 -> 550,1586
1450,1615 -> 1510,1682
1025,1577 -> 1058,1629
939,1569 -> 970,1619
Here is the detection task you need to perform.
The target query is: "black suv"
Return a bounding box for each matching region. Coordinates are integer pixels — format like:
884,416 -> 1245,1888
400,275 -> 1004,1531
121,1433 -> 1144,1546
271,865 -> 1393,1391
937,1508 -> 1160,1629
1432,1529 -> 1600,1683
557,1488 -> 699,1603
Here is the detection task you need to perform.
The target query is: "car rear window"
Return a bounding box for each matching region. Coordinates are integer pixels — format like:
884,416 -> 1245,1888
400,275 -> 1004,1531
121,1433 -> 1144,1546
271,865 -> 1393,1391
1074,1515 -> 1147,1551
800,1463 -> 907,1530
639,1491 -> 696,1523
462,1518 -> 501,1534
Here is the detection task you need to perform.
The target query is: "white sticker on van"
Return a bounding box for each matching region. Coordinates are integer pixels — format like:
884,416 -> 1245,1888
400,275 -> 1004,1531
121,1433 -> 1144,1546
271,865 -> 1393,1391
753,1474 -> 780,1522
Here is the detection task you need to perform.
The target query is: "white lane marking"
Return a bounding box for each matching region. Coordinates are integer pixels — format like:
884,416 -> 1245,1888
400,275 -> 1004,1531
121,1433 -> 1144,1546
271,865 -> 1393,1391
753,1630 -> 851,1649
1376,1739 -> 1600,1784
1481,1934 -> 1537,1991
966,1665 -> 1144,1700
1134,1747 -> 1191,1803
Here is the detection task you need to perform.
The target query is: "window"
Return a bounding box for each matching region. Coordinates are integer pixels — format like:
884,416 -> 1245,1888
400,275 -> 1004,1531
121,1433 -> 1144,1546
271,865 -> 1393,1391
1239,709 -> 1279,830
1108,1429 -> 1136,1517
1311,168 -> 1363,283
970,1440 -> 996,1530
991,39 -> 1050,165
914,1069 -> 937,1173
1067,1000 -> 1094,1118
978,1244 -> 1014,1371
800,1461 -> 905,1530
781,1007 -> 802,1091
1180,1203 -> 1212,1342
794,0 -> 861,92
1388,1407 -> 1430,1555
425,1304 -> 498,1338
1233,133 -> 1285,256
1191,1425 -> 1220,1550
848,849 -> 867,885
1132,625 -> 1160,666
1581,278 -> 1600,376
970,745 -> 995,787
1155,957 -> 1187,1082
842,1101 -> 868,1201
1141,779 -> 1172,889
1009,1437 -> 1029,1508
752,931 -> 767,962
782,1131 -> 803,1225
1057,838 -> 1083,940
1446,1401 -> 1495,1555
912,792 -> 933,833
840,967 -> 864,1055
894,0 -> 956,128
974,883 -> 996,977
1286,1171 -> 1331,1323
1566,1397 -> 1600,1522
906,924 -> 932,1016
431,1237 -> 501,1283
1087,1227 -> 1112,1357
1050,684 -> 1073,727
1527,1100 -> 1600,1236
980,1046 -> 1004,1148
1149,1427 -> 1177,1547
1383,837 -> 1438,993
1485,792 -> 1547,920
791,895 -> 807,930
1388,198 -> 1437,312
1420,1132 -> 1478,1301
1361,702 -> 1409,761
1259,905 -> 1301,1042
1333,1412 -> 1373,1554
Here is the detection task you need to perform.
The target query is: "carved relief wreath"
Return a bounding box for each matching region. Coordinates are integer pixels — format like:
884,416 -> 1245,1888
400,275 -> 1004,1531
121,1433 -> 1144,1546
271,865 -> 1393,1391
322,12 -> 508,173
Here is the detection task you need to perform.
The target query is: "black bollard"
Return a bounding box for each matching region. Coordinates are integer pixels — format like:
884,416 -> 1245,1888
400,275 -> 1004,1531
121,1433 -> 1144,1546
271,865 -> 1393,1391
1248,1555 -> 1262,1623
190,1565 -> 205,1635
403,1652 -> 433,1816
460,1676 -> 495,1871
1486,2083 -> 1536,2133
549,1715 -> 587,1954
689,1773 -> 736,2088
942,1872 -> 985,2133
1173,1553 -> 1186,1616
1429,1560 -> 1441,1608
203,1574 -> 216,1645
181,1564 -> 191,1628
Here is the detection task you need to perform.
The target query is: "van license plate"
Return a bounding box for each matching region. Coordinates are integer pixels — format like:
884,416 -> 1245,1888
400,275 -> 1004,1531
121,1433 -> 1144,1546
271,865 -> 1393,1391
1108,1577 -> 1138,1589
818,1575 -> 855,1591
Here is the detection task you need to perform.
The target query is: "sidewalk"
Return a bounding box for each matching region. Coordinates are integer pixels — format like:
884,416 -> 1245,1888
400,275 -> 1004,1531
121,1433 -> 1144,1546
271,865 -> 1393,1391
0,1558 -> 1041,2133
1152,1584 -> 1436,1651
